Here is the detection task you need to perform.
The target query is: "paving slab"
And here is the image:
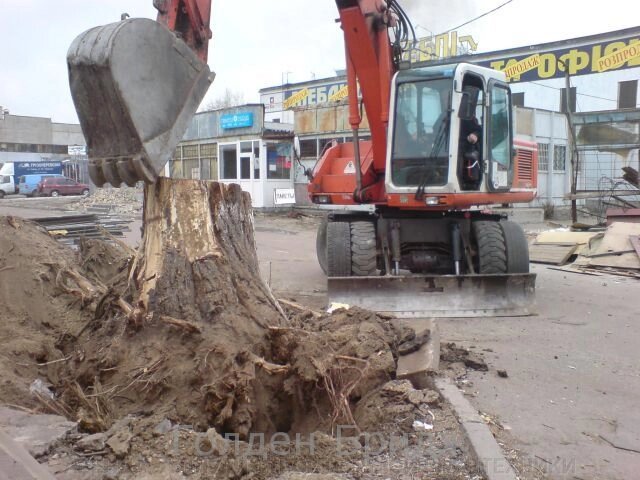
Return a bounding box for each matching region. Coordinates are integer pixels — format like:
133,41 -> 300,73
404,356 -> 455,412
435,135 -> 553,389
0,407 -> 77,458
0,430 -> 57,480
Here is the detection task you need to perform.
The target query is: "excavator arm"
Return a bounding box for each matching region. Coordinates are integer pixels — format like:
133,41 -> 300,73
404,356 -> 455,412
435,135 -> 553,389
68,0 -> 400,190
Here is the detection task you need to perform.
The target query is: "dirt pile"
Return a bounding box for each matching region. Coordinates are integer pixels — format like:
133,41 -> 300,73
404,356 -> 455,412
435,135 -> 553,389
0,216 -> 92,410
0,204 -> 481,479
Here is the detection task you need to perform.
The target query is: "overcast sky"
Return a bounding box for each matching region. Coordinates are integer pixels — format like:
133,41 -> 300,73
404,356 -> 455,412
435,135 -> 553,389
1,0 -> 637,124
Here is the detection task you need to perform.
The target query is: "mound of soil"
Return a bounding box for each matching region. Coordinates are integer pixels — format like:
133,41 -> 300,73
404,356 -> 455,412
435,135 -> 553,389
0,203 -> 480,479
0,216 -> 92,411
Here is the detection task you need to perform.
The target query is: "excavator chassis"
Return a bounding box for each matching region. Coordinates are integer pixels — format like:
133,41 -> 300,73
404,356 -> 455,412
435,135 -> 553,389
67,18 -> 214,187
319,210 -> 537,318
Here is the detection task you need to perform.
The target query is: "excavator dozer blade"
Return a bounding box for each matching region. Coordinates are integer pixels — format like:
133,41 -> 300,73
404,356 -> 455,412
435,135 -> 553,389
67,18 -> 214,187
328,273 -> 536,318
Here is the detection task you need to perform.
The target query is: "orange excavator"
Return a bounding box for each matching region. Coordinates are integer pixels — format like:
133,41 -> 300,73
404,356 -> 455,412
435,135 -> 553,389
67,0 -> 537,317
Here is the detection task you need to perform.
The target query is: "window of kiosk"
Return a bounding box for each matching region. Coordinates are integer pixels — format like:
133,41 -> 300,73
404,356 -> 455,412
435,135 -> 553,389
267,143 -> 292,180
220,144 -> 238,180
253,141 -> 261,179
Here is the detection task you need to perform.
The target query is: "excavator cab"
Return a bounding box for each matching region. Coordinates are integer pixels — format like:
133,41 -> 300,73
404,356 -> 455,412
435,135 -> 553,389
68,10 -> 214,187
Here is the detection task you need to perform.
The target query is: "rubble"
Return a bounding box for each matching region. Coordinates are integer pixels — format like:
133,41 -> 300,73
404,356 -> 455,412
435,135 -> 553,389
72,186 -> 142,216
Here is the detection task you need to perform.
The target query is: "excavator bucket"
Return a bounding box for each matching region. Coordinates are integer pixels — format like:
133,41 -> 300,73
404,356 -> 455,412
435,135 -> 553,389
328,273 -> 536,318
67,18 -> 214,187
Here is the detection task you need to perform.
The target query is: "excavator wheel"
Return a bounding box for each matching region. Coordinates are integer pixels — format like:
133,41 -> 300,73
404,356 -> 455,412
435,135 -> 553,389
326,221 -> 352,277
472,221 -> 508,274
350,221 -> 377,276
501,220 -> 530,273
316,216 -> 328,274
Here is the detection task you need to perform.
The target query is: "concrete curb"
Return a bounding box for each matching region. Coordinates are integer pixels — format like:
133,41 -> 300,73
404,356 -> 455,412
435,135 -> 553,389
435,378 -> 518,480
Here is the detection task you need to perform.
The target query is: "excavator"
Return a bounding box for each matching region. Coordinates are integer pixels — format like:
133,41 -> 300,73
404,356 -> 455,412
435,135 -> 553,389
67,0 -> 537,318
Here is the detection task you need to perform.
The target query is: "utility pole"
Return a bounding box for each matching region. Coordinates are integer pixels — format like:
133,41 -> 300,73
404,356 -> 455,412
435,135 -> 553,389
558,59 -> 579,224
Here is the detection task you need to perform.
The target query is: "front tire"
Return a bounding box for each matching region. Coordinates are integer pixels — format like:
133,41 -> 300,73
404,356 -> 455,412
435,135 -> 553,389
473,221 -> 507,274
501,221 -> 530,273
50,190 -> 60,197
350,221 -> 377,276
82,189 -> 90,197
326,221 -> 351,277
316,217 -> 328,274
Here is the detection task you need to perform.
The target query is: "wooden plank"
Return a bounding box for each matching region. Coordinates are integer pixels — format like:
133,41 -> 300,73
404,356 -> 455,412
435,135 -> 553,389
535,231 -> 599,245
530,244 -> 578,265
588,223 -> 640,270
630,235 -> 640,259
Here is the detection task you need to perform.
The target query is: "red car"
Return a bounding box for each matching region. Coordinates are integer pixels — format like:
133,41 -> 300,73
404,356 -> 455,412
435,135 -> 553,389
37,177 -> 91,197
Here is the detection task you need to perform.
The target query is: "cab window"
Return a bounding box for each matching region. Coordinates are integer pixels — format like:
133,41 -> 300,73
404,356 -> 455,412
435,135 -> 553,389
392,79 -> 451,187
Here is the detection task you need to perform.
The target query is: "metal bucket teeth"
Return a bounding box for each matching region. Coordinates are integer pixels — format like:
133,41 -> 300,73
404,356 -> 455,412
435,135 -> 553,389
101,159 -> 123,188
68,18 -> 214,188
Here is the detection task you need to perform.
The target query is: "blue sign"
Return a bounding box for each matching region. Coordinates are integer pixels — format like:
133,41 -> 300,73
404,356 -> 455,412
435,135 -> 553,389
220,112 -> 254,129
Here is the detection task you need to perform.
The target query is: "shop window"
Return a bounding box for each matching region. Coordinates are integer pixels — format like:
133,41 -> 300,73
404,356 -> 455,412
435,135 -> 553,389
512,92 -> 525,107
200,143 -> 217,180
537,143 -> 549,172
560,87 -> 576,113
299,139 -> 317,158
253,141 -> 261,179
240,156 -> 251,179
240,141 -> 253,153
553,145 -> 566,171
267,143 -> 292,180
220,144 -> 238,179
619,80 -> 638,109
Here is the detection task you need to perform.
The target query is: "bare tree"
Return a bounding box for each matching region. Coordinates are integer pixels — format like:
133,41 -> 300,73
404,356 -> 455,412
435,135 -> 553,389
201,88 -> 245,111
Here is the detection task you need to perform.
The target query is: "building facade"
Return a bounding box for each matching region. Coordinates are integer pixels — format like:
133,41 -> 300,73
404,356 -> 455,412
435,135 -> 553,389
259,27 -> 640,211
171,105 -> 295,208
0,110 -> 89,183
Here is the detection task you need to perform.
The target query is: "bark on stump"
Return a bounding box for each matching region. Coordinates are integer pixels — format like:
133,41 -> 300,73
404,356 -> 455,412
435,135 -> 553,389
121,178 -> 287,434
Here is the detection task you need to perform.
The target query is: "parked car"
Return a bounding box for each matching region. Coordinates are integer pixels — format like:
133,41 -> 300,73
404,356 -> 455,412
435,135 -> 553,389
37,177 -> 91,197
19,174 -> 64,197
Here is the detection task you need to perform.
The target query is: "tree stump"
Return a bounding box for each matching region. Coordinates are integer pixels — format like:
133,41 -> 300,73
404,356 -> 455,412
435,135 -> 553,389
135,177 -> 284,336
82,178 -> 290,435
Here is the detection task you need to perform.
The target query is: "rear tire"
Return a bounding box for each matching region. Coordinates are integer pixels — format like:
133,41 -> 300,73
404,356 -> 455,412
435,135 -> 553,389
0,191 -> 5,199
316,216 -> 328,275
473,221 -> 507,274
326,221 -> 351,277
500,221 -> 530,273
350,221 -> 377,276
50,190 -> 60,197
82,189 -> 90,197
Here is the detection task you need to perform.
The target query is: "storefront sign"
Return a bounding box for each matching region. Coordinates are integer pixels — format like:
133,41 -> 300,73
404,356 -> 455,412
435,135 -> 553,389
479,35 -> 640,83
221,112 -> 254,129
503,54 -> 541,79
406,31 -> 478,63
284,82 -> 348,109
67,145 -> 87,156
328,84 -> 349,102
274,188 -> 296,205
596,41 -> 640,72
284,88 -> 311,109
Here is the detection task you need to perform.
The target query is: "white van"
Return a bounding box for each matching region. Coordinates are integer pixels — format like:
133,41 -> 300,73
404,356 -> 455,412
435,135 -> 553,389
0,174 -> 16,199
